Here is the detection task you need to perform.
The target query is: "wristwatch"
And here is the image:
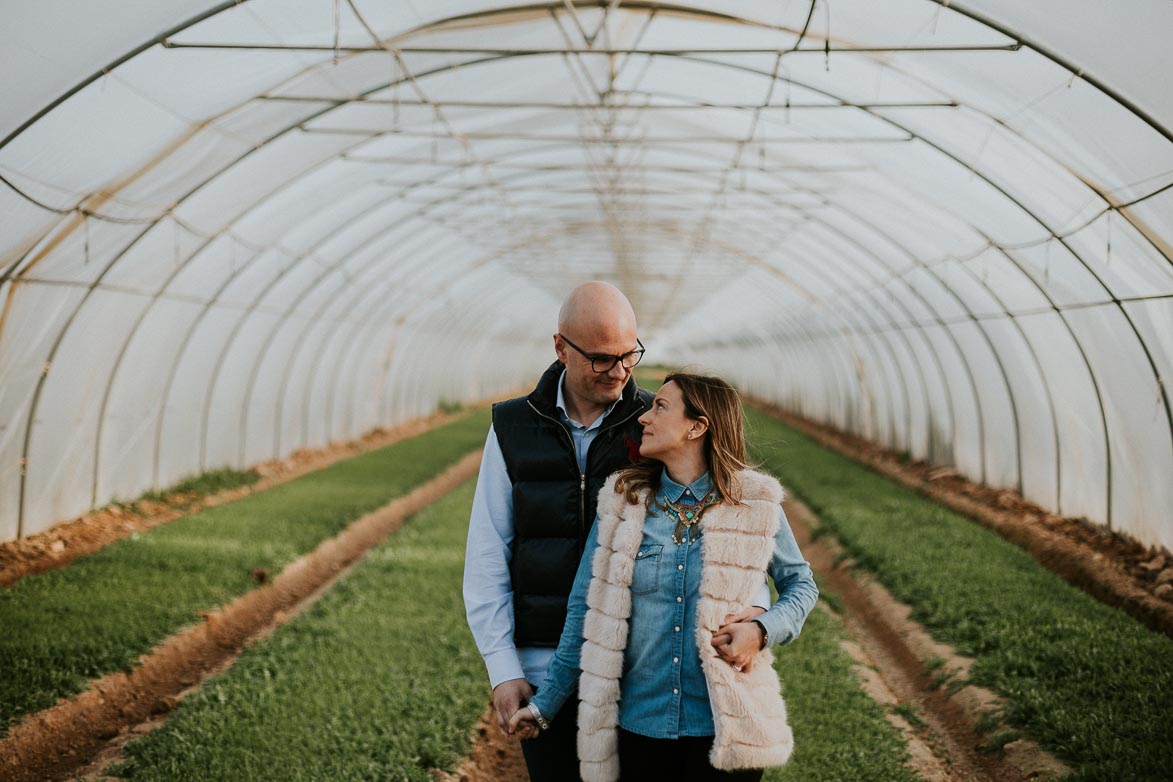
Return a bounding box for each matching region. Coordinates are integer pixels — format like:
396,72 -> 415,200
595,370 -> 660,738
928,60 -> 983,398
527,702 -> 550,731
753,619 -> 770,649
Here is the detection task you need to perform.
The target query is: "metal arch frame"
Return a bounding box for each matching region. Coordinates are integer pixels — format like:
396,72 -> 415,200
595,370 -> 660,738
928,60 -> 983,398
810,202 -> 1025,489
291,233 -> 480,454
240,220 -> 469,462
572,155 -> 958,468
274,185 -> 578,453
5,0 -> 1170,535
685,219 -> 930,458
121,73 -> 569,493
632,48 -> 1164,527
331,248 -> 554,440
12,51 -> 497,533
268,230 -> 468,456
287,38 -> 1131,498
592,215 -> 932,456
777,226 -> 960,461
947,256 -> 1063,507
688,289 -> 863,437
146,193 -> 417,485
932,0 -> 1172,145
276,174 -> 896,450
378,280 -> 533,424
100,157 -> 428,496
752,231 -> 950,461
380,144 -> 978,463
203,205 -> 465,471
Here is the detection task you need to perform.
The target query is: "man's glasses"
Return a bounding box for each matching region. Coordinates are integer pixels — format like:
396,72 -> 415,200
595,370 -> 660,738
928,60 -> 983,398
559,334 -> 646,373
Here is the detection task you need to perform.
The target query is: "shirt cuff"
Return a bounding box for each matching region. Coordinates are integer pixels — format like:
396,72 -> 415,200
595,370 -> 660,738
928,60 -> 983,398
531,680 -> 572,721
485,649 -> 527,690
754,607 -> 791,650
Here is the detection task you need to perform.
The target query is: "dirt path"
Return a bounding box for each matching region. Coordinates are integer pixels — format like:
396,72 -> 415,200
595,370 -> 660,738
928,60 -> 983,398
430,708 -> 531,782
0,409 -> 473,589
0,450 -> 483,782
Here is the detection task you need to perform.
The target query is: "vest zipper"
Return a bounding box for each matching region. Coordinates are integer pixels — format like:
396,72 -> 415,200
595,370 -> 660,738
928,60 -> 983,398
579,472 -> 586,535
528,394 -> 649,538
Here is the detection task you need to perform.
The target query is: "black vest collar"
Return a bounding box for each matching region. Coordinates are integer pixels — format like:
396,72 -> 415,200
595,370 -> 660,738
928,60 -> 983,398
527,360 -> 645,427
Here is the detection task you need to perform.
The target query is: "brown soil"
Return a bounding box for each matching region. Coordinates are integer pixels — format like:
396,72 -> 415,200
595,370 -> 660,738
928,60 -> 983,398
0,450 -> 483,782
0,409 -> 475,590
834,628 -> 953,782
429,707 -> 531,782
752,400 -> 1173,639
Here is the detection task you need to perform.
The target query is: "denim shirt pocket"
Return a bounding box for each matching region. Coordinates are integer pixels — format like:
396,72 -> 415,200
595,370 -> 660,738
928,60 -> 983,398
632,544 -> 663,595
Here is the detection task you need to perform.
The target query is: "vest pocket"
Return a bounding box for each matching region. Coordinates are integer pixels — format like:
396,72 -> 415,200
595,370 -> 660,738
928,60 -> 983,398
632,544 -> 663,595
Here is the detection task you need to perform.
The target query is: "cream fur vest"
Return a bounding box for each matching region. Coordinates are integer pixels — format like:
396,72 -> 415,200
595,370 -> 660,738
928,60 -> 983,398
576,469 -> 794,782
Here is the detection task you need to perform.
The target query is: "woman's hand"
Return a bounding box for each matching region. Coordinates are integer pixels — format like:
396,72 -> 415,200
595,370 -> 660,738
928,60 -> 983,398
507,705 -> 543,740
711,610 -> 765,672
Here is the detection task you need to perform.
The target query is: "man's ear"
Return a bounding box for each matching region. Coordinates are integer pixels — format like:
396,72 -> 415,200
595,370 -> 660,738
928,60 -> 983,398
553,333 -> 568,364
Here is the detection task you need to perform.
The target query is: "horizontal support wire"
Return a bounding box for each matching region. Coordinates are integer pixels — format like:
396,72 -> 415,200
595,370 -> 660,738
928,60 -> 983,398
259,95 -> 960,109
162,41 -> 1022,55
299,126 -> 915,142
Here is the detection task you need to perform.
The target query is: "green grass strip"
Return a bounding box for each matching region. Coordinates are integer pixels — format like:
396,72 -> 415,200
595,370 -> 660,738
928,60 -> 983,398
746,406 -> 1173,782
138,466 -> 261,504
768,600 -> 919,782
0,409 -> 490,734
113,481 -> 490,781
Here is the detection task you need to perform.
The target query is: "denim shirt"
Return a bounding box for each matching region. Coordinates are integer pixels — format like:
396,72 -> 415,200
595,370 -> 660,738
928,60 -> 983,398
531,469 -> 820,739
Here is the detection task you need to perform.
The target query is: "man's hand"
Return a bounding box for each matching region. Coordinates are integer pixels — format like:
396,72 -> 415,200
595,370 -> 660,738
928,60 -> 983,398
491,678 -> 534,736
711,607 -> 766,673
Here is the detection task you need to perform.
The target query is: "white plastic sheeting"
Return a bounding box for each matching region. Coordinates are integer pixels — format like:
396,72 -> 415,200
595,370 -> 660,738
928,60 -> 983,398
1,1 -> 1170,548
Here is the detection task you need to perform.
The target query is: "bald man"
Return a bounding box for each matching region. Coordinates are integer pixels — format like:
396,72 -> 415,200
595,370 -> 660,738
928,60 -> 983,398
463,282 -> 654,781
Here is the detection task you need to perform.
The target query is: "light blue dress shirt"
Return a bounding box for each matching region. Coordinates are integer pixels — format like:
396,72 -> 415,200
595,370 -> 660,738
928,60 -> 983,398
462,372 -> 619,689
531,469 -> 819,738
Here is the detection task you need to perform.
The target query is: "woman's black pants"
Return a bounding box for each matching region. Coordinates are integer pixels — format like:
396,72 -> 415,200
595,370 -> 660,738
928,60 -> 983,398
617,729 -> 765,781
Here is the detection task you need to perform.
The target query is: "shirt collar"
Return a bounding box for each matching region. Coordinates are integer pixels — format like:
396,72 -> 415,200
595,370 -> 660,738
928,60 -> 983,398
556,369 -> 619,430
660,468 -> 713,504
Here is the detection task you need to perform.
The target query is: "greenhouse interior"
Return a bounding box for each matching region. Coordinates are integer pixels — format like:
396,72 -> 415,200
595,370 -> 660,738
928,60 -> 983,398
0,2 -> 1170,781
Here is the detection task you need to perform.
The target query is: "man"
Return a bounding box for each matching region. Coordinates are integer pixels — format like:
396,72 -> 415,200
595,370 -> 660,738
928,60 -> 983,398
463,281 -> 650,780
463,282 -> 766,781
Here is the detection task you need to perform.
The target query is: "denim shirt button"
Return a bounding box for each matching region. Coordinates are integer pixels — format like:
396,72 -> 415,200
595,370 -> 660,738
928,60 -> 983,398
673,657 -> 679,663
674,626 -> 681,632
676,596 -> 682,603
677,564 -> 683,571
673,688 -> 679,695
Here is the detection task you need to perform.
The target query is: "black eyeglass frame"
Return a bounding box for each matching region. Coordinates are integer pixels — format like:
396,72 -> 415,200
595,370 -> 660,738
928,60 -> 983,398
558,334 -> 646,373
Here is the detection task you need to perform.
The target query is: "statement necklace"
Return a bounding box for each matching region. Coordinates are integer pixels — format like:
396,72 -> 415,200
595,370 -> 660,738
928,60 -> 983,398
660,490 -> 719,545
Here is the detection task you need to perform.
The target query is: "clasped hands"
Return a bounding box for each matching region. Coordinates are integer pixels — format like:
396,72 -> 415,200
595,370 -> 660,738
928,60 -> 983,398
500,608 -> 765,739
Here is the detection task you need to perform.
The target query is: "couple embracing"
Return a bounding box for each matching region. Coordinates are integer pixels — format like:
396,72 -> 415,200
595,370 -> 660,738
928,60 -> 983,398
463,282 -> 819,781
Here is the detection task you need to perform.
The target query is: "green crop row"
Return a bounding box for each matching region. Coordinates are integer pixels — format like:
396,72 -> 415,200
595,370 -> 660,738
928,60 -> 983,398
0,409 -> 490,734
112,481 -> 491,781
746,406 -> 1173,782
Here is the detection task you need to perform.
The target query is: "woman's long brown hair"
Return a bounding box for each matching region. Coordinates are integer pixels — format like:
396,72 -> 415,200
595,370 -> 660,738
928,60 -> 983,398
613,373 -> 751,508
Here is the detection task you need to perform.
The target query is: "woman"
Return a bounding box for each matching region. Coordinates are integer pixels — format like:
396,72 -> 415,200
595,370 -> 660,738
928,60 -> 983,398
510,373 -> 819,781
